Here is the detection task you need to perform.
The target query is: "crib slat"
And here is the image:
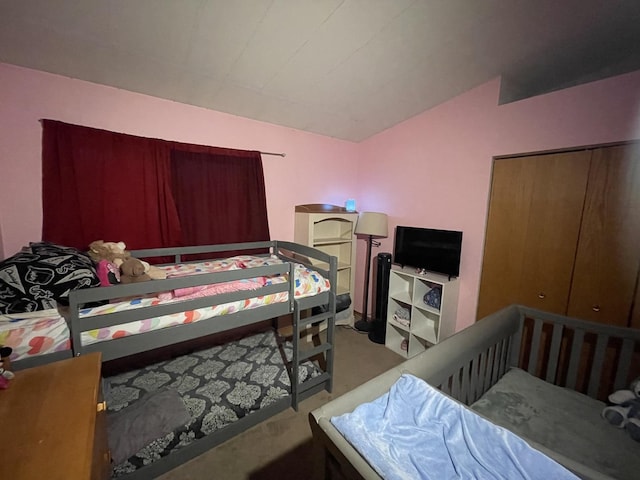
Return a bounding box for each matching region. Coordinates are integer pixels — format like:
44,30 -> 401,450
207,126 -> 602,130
527,318 -> 543,375
451,369 -> 460,399
475,353 -> 485,399
461,362 -> 471,403
441,377 -> 451,396
587,333 -> 608,398
498,337 -> 509,380
545,323 -> 564,383
565,329 -> 585,390
480,346 -> 493,402
469,356 -> 478,401
614,338 -> 635,391
487,344 -> 498,388
493,344 -> 502,389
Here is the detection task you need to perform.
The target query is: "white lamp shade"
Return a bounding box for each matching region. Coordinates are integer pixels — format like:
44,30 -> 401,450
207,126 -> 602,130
355,212 -> 388,238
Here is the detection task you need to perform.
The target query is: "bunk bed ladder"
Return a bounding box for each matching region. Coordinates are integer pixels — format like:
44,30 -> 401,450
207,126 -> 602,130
291,293 -> 336,411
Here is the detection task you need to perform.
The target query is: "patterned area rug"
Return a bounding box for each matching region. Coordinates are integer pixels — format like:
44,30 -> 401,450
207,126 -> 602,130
106,328 -> 320,477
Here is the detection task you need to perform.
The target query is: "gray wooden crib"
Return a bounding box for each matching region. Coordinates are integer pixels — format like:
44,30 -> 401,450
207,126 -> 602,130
310,305 -> 640,480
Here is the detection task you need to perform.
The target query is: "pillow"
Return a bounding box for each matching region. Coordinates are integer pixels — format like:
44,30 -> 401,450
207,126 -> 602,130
0,242 -> 101,314
107,388 -> 191,464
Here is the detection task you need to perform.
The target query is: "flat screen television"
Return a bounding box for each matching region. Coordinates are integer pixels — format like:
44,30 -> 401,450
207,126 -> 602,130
393,226 -> 463,278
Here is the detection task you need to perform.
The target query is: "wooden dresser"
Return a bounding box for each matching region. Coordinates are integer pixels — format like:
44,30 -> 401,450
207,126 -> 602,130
0,352 -> 110,480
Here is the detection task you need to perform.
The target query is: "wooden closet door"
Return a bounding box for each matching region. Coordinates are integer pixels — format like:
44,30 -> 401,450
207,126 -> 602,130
477,158 -> 534,319
567,144 -> 640,326
477,151 -> 590,319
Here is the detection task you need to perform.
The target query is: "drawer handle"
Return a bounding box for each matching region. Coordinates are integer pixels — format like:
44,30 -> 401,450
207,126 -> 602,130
96,401 -> 107,412
592,305 -> 601,313
537,292 -> 546,299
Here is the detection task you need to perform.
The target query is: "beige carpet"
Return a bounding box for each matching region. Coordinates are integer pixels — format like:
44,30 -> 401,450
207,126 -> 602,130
157,325 -> 404,480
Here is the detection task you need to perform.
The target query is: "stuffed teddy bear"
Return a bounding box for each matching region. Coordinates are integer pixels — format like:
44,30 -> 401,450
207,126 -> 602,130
121,256 -> 166,281
88,240 -> 166,282
602,376 -> 640,442
126,258 -> 166,280
0,346 -> 14,390
119,257 -> 152,284
88,240 -> 130,267
145,263 -> 167,280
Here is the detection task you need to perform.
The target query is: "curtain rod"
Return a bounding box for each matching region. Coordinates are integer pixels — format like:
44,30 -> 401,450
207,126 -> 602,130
260,151 -> 286,157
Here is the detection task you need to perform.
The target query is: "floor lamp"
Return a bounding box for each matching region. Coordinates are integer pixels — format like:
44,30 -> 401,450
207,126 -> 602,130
354,212 -> 388,332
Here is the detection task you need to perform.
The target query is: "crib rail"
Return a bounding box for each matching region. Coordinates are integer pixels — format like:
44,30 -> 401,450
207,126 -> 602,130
430,305 -> 519,405
435,306 -> 640,404
515,306 -> 640,400
437,334 -> 511,405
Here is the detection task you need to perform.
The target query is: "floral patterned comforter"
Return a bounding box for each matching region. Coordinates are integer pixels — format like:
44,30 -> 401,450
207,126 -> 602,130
0,309 -> 71,361
78,255 -> 330,347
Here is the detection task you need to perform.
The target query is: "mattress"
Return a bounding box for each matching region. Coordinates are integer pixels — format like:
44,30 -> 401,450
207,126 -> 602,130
471,367 -> 640,480
78,255 -> 329,347
105,328 -> 321,477
0,309 -> 71,362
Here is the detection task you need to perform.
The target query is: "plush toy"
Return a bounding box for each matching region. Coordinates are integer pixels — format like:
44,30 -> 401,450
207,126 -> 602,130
88,240 -> 130,267
602,376 -> 640,442
96,259 -> 121,286
145,263 -> 167,280
0,346 -> 14,390
119,257 -> 152,284
88,240 -> 166,281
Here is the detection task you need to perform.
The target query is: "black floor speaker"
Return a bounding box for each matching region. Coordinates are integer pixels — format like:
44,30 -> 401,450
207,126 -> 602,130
368,252 -> 392,344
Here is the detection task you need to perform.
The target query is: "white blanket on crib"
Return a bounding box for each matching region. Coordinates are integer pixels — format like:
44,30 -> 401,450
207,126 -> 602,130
331,374 -> 578,480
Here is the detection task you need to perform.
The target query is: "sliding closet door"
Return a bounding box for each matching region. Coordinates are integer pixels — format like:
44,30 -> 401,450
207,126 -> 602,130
567,144 -> 640,326
477,159 -> 530,319
477,151 -> 590,319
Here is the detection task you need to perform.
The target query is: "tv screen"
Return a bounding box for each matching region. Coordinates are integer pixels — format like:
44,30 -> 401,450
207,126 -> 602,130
393,226 -> 463,277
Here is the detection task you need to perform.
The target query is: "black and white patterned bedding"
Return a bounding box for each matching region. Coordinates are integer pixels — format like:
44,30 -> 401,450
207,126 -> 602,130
106,329 -> 320,477
0,242 -> 100,313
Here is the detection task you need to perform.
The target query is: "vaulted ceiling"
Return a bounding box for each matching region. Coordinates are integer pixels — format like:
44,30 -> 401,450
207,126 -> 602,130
2,1 -> 640,142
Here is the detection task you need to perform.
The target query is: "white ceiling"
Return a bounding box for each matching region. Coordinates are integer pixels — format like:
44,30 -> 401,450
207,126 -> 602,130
2,0 -> 640,142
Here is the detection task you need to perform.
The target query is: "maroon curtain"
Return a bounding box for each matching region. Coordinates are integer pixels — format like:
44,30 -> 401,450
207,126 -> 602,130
41,120 -> 183,250
169,148 -> 270,248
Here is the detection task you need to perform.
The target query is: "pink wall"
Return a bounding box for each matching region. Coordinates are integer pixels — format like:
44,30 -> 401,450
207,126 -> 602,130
0,63 -> 359,259
357,71 -> 640,331
2,62 -> 640,333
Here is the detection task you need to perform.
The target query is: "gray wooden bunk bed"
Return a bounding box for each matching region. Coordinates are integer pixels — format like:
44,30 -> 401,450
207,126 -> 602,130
310,305 -> 640,480
65,240 -> 337,479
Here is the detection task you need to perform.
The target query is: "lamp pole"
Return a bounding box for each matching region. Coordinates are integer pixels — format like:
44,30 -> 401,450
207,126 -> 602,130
355,234 -> 373,331
353,211 -> 387,332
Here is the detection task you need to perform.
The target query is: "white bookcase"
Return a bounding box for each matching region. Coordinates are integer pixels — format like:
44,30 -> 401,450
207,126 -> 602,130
294,204 -> 358,325
385,266 -> 459,358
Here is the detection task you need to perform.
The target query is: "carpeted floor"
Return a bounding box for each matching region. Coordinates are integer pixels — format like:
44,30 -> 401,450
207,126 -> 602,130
156,325 -> 404,480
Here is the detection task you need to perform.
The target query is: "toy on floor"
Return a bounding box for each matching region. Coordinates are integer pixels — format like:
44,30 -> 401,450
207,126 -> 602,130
602,376 -> 640,442
0,346 -> 14,389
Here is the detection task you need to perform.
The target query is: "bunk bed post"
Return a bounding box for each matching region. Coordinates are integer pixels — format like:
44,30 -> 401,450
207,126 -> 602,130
68,295 -> 83,357
325,255 -> 338,393
290,261 -> 301,410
